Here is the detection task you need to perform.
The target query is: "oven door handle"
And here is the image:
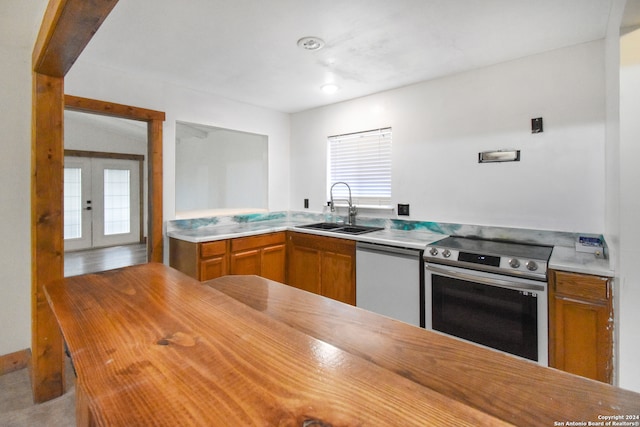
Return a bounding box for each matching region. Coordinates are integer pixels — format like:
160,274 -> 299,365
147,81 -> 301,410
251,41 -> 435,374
425,263 -> 545,292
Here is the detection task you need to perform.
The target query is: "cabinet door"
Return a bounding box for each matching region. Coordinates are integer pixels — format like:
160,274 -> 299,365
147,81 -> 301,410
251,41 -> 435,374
261,244 -> 286,283
286,232 -> 355,304
288,244 -> 322,294
553,296 -> 611,381
549,270 -> 612,383
321,251 -> 355,305
169,238 -> 228,281
200,256 -> 227,281
230,232 -> 286,280
230,249 -> 262,276
199,240 -> 229,281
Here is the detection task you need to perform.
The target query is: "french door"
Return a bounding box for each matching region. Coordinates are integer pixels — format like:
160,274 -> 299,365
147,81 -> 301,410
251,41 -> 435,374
64,156 -> 141,251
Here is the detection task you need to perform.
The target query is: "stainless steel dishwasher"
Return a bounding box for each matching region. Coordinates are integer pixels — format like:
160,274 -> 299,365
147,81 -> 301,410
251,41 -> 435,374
356,242 -> 424,327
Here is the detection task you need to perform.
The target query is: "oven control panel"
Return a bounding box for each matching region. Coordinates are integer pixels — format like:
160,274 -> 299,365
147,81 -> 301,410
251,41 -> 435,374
424,240 -> 549,281
427,246 -> 459,260
499,257 -> 547,276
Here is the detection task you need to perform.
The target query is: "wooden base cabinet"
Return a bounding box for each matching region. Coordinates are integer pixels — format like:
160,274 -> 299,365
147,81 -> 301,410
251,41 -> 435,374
286,232 -> 356,305
172,231 -> 355,304
229,232 -> 286,283
548,270 -> 613,383
170,232 -> 286,283
169,238 -> 229,281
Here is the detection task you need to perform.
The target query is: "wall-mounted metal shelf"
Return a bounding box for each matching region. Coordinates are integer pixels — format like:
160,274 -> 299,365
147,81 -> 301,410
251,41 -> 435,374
478,149 -> 520,163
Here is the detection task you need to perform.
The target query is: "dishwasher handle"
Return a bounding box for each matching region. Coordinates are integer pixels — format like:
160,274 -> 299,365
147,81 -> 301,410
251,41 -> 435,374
356,242 -> 422,258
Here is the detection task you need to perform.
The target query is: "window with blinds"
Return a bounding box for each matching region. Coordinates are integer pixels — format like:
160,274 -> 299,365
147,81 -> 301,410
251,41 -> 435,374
328,127 -> 392,207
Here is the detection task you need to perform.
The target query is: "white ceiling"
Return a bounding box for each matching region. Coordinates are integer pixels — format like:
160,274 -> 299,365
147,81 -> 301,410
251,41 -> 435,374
75,0 -> 615,114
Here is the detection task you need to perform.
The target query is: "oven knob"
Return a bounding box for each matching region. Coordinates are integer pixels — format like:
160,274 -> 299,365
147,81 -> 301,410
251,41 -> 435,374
508,258 -> 520,268
442,249 -> 451,258
526,261 -> 538,271
429,247 -> 438,256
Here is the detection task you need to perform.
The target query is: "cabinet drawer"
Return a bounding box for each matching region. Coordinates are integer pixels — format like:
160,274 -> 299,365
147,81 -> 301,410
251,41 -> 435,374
200,240 -> 227,258
231,232 -> 285,252
554,271 -> 609,302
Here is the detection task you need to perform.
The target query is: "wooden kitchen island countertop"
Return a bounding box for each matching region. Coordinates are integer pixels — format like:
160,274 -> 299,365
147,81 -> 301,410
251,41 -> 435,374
45,263 -> 639,426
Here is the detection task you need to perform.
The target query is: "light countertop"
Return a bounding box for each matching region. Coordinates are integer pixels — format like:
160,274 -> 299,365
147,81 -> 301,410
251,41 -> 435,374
167,220 -> 447,250
168,218 -> 613,277
549,245 -> 614,277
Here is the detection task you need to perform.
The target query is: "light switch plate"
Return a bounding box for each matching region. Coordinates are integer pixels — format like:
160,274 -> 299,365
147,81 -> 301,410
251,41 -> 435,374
531,117 -> 543,133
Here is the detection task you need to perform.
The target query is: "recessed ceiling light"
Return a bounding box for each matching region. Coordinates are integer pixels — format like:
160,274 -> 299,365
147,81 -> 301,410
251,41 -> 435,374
321,84 -> 339,94
297,36 -> 325,51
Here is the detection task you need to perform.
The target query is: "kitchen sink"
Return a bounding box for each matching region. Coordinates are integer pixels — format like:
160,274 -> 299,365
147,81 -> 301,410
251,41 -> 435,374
333,225 -> 384,235
296,222 -> 344,231
296,222 -> 384,235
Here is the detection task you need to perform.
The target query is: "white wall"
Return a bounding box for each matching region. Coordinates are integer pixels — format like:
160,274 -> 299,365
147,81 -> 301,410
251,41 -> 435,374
0,0 -> 48,358
291,41 -> 606,233
175,128 -> 268,213
604,0 -> 625,390
618,27 -> 640,392
64,61 -> 291,258
64,111 -> 148,155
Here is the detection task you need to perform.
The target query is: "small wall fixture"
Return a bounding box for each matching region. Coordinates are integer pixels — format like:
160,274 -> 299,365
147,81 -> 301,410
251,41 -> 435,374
531,117 -> 543,133
478,149 -> 520,163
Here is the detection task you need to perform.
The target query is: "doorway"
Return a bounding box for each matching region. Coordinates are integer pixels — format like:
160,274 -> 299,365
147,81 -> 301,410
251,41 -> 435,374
64,154 -> 143,251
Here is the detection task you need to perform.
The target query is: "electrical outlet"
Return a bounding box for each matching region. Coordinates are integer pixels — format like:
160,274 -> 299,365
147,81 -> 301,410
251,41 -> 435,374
398,204 -> 410,216
531,117 -> 543,133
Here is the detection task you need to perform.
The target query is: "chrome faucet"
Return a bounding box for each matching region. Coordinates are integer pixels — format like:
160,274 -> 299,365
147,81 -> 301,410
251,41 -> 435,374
329,181 -> 357,225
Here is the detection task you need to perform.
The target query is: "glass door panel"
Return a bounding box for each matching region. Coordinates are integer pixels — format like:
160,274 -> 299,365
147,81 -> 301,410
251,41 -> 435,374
104,168 -> 131,235
64,156 -> 141,250
64,168 -> 82,239
64,157 -> 92,251
92,158 -> 140,248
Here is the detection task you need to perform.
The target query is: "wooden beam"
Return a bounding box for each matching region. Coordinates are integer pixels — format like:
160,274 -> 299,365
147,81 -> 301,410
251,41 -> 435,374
148,119 -> 164,263
31,72 -> 65,402
64,96 -> 166,262
31,0 -> 167,401
31,0 -> 121,402
65,94 -> 166,122
64,149 -> 145,162
33,0 -> 119,77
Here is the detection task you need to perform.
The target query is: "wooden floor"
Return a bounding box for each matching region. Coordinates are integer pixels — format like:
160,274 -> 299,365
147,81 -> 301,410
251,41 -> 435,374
64,243 -> 148,277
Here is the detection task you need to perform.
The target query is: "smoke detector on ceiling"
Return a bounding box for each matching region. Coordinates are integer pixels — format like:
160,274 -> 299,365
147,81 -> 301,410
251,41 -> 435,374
297,37 -> 325,51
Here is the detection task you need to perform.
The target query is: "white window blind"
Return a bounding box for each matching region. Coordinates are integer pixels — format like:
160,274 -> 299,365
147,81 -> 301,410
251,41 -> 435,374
328,127 -> 392,207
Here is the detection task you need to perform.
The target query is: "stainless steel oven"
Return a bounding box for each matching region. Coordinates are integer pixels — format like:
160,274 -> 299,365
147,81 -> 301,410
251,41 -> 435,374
423,236 -> 552,366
